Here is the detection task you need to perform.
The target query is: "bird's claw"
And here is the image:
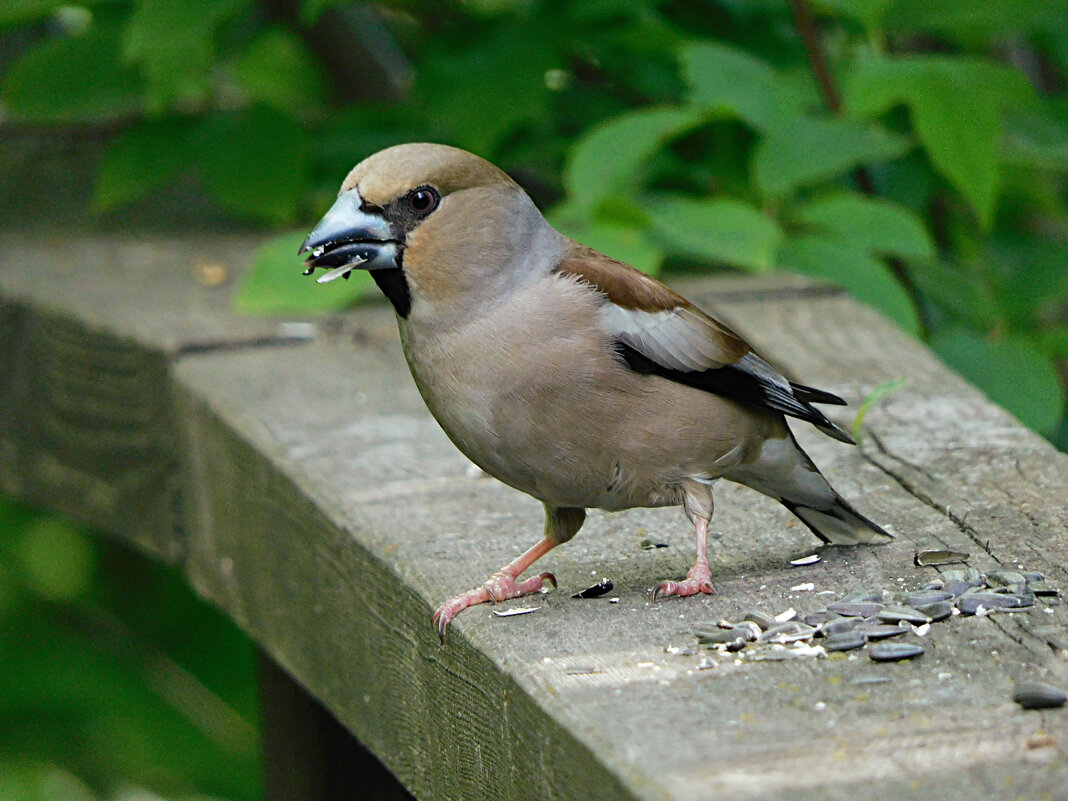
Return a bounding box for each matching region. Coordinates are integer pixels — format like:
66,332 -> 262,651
650,564 -> 716,601
433,571 -> 557,643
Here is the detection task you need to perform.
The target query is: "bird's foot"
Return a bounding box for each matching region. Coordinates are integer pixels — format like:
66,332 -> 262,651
433,570 -> 556,642
651,562 -> 716,601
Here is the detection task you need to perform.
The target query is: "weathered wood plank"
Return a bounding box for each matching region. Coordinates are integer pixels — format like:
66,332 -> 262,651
3,236 -> 1066,800
0,233 -> 311,559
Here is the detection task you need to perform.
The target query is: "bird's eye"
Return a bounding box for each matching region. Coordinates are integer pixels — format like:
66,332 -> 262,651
407,186 -> 440,215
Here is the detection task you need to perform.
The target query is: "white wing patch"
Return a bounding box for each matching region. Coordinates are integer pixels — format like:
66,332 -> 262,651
599,304 -> 733,372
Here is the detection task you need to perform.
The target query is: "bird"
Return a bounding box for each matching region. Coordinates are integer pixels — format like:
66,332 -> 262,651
299,143 -> 892,640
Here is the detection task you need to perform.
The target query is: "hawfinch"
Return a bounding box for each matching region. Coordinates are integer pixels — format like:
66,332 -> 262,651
300,143 -> 891,639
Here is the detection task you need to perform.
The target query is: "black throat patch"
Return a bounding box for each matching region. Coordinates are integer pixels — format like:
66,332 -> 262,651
371,268 -> 412,318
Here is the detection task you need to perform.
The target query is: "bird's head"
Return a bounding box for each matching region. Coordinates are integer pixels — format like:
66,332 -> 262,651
301,143 -> 561,320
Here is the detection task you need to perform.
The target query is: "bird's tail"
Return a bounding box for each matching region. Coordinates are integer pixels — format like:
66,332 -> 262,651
727,429 -> 892,545
780,494 -> 892,545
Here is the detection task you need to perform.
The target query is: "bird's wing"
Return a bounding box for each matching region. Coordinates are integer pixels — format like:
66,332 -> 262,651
556,244 -> 854,443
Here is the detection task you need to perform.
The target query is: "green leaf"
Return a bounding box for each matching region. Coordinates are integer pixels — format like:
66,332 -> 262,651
564,106 -> 708,213
647,195 -> 784,272
884,0 -> 1060,38
778,235 -> 921,334
92,118 -> 195,212
905,258 -> 999,330
235,26 -> 326,113
2,21 -> 143,122
846,56 -> 1032,225
1001,107 -> 1068,173
196,107 -> 310,224
752,116 -> 911,198
793,191 -> 934,260
236,232 -> 375,315
930,327 -> 1065,435
123,0 -> 227,111
681,41 -> 804,131
299,0 -> 346,24
812,0 -> 895,31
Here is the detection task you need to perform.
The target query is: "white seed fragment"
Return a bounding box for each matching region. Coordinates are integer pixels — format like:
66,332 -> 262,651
791,582 -> 815,592
775,607 -> 798,623
493,606 -> 539,617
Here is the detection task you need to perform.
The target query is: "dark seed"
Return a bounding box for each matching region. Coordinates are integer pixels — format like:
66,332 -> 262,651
803,611 -> 830,627
957,593 -> 1029,615
944,579 -> 982,598
904,591 -> 953,608
1023,572 -> 1046,583
870,642 -> 924,662
943,568 -> 982,583
922,580 -> 946,590
856,623 -> 909,640
821,617 -> 863,637
573,579 -> 613,598
1013,681 -> 1067,710
824,631 -> 867,652
742,609 -> 779,631
916,600 -> 954,622
640,538 -> 669,550
878,605 -> 932,625
914,549 -> 970,566
726,638 -> 748,652
985,570 -> 1028,588
828,602 -> 884,618
841,591 -> 884,604
1029,582 -> 1060,597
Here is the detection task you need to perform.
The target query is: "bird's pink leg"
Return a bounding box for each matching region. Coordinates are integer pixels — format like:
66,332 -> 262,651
652,515 -> 716,601
433,536 -> 557,641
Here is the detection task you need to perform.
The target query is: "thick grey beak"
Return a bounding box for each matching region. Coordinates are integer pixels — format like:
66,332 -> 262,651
299,189 -> 400,282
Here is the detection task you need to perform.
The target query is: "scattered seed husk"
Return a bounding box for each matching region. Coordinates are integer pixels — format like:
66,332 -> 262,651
790,554 -> 821,566
640,538 -> 669,550
742,609 -> 778,631
1013,682 -> 1067,710
493,606 -> 539,617
877,605 -> 932,625
824,631 -> 867,652
791,582 -> 815,592
915,600 -> 953,622
827,602 -> 884,618
761,622 -> 818,644
911,623 -> 931,636
564,665 -> 599,675
573,579 -> 613,598
922,580 -> 946,590
820,616 -> 863,637
914,549 -> 970,566
903,591 -> 953,608
1023,571 -> 1046,583
774,607 -> 798,623
870,642 -> 924,662
726,637 -> 749,652
697,629 -> 749,646
856,623 -> 909,640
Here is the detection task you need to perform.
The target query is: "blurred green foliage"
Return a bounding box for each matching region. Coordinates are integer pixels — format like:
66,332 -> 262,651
0,498 -> 261,801
3,0 -> 1067,442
